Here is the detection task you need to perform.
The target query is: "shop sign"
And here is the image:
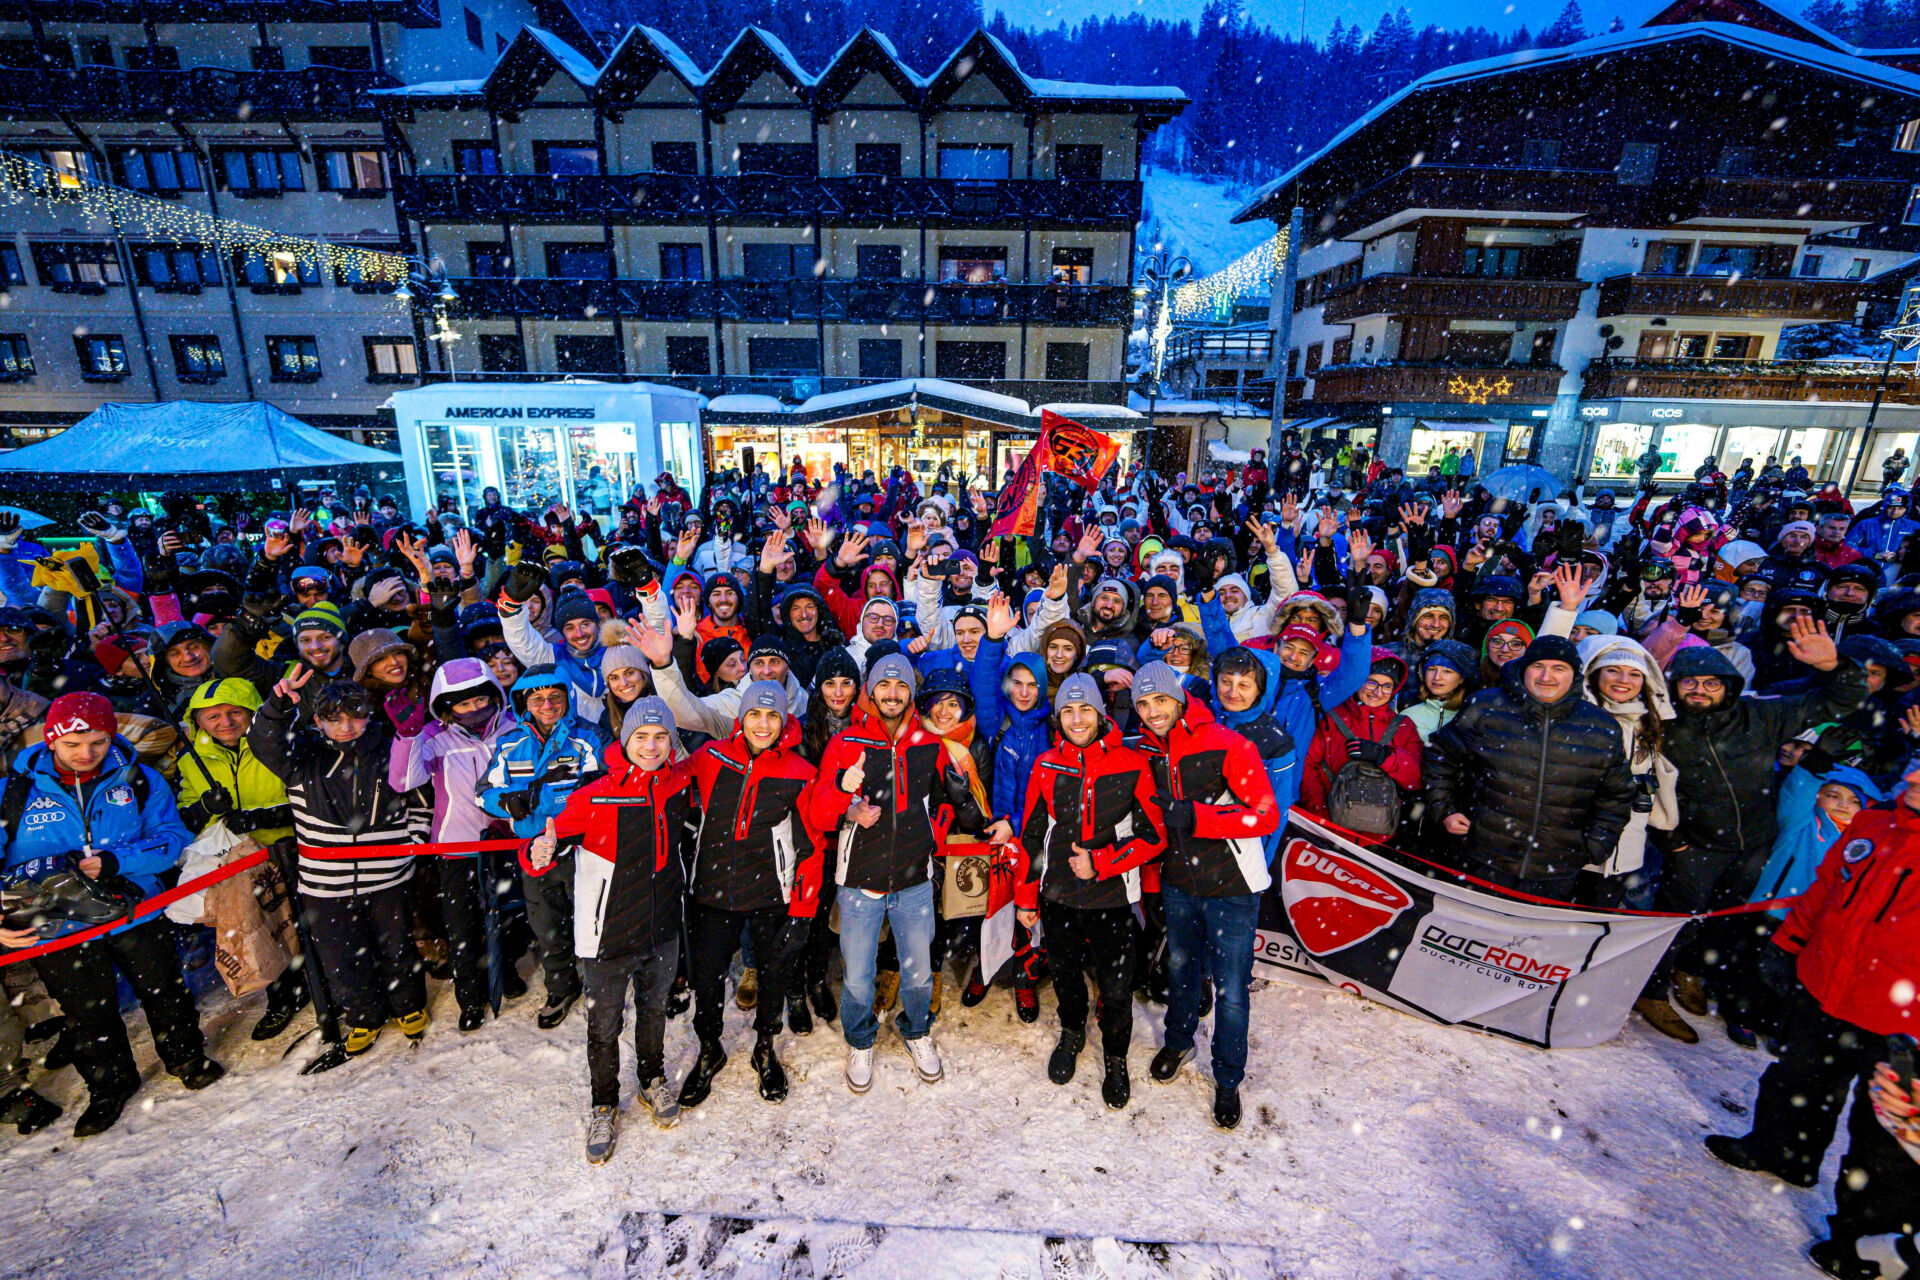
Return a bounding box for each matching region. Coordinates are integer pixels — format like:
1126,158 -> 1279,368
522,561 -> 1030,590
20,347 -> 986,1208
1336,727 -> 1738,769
1649,407 -> 1683,420
1580,406 -> 1610,419
443,405 -> 597,420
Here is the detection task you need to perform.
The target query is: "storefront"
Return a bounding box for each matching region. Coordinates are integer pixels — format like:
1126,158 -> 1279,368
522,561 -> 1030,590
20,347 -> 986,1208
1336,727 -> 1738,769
1577,400 -> 1920,491
388,382 -> 706,522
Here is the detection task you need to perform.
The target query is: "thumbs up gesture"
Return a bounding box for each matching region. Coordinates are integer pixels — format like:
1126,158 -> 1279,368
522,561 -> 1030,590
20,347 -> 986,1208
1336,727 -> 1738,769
528,818 -> 558,871
840,758 -> 866,795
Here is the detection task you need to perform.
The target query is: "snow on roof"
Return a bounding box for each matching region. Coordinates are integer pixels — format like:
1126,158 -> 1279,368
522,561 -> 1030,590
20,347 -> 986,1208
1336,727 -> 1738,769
1025,78 -> 1188,102
369,78 -> 484,97
1232,20 -> 1920,223
601,25 -> 709,87
705,394 -> 789,414
1035,402 -> 1144,419
798,378 -> 1032,417
1130,392 -> 1266,417
708,26 -> 818,87
822,27 -> 931,88
525,26 -> 602,87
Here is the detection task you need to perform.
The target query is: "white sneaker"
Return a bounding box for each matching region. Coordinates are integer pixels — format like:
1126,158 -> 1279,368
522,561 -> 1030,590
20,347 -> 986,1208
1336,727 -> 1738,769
905,1033 -> 943,1083
585,1104 -> 617,1165
846,1045 -> 874,1094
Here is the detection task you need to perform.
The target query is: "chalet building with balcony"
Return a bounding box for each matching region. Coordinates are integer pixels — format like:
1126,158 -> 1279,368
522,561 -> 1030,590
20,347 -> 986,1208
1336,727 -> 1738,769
377,26 -> 1182,488
1239,0 -> 1920,494
0,0 -> 591,446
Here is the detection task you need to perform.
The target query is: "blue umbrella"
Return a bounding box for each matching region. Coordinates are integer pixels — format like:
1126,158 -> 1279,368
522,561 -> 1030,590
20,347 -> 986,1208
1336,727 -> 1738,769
0,505 -> 52,530
1481,464 -> 1567,506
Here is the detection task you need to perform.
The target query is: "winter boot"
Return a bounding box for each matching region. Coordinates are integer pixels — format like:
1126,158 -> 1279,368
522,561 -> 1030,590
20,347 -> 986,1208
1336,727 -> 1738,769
342,1025 -> 382,1057
458,1005 -> 487,1033
961,966 -> 990,1008
1150,1044 -> 1194,1083
22,1014 -> 63,1045
640,1075 -> 680,1129
808,977 -> 837,1024
930,972 -> 944,1018
72,1092 -> 131,1138
735,967 -> 759,1011
38,1027 -> 73,1072
1015,987 -> 1039,1023
538,990 -> 578,1030
874,968 -> 900,1013
397,1009 -> 430,1042
678,1039 -> 728,1110
250,990 -> 307,1042
585,1104 -> 617,1165
751,1036 -> 788,1103
786,995 -> 813,1037
1728,1023 -> 1759,1049
502,965 -> 528,1001
1048,1025 -> 1086,1085
174,1056 -> 226,1091
1102,1055 -> 1131,1110
1673,971 -> 1710,1017
1196,978 -> 1214,1019
1635,997 -> 1699,1044
1705,1133 -> 1818,1187
0,1086 -> 60,1135
1213,1085 -> 1242,1131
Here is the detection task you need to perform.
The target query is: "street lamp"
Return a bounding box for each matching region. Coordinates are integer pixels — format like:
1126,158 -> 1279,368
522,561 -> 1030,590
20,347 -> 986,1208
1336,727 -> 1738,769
1134,248 -> 1192,472
395,256 -> 462,383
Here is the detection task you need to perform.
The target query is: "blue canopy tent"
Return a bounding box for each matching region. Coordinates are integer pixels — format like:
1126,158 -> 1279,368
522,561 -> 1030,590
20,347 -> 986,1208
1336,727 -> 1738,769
0,402 -> 403,493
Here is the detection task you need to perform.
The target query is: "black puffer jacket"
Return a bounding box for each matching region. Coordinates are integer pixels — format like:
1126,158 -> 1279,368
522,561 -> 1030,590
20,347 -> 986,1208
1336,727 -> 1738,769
1425,652 -> 1635,882
1663,646 -> 1867,857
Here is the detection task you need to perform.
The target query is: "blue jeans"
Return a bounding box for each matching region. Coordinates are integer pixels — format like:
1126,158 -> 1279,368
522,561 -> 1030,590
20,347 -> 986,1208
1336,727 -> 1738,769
1161,885 -> 1259,1090
837,881 -> 936,1050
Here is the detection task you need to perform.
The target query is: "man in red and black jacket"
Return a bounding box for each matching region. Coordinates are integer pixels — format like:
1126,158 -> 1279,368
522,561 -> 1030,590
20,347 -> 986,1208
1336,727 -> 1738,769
1131,660 -> 1281,1132
678,680 -> 823,1110
525,696 -> 694,1165
1707,763 -> 1920,1276
1007,673 -> 1163,1110
809,653 -> 987,1094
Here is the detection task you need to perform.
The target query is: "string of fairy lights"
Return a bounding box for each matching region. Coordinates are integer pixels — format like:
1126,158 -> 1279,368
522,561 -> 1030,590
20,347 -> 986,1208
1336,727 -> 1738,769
0,150 -> 408,285
1169,223 -> 1290,320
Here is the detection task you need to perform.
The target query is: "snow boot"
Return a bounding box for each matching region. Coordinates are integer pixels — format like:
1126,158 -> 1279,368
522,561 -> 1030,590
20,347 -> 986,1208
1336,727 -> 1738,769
874,968 -> 900,1013
735,966 -> 759,1011
397,1009 -> 430,1042
1015,987 -> 1039,1023
786,995 -> 813,1037
1635,997 -> 1698,1044
174,1056 -> 225,1091
251,990 -> 307,1042
38,1027 -> 73,1072
1673,971 -> 1710,1016
960,967 -> 990,1008
808,977 -> 837,1024
72,1092 -> 131,1138
1102,1055 -> 1130,1110
343,1024 -> 383,1057
1213,1085 -> 1242,1131
1150,1044 -> 1193,1083
678,1039 -> 728,1110
502,966 -> 529,1000
751,1036 -> 788,1103
640,1076 -> 680,1129
0,1086 -> 60,1136
538,990 -> 578,1030
1727,1023 -> 1759,1049
585,1105 -> 617,1165
458,1005 -> 487,1033
1705,1134 -> 1818,1187
1048,1025 -> 1085,1085
930,972 -> 944,1018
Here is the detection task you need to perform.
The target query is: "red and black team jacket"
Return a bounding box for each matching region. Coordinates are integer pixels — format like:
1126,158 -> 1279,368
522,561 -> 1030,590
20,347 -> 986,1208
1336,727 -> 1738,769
1010,725 -> 1165,912
809,704 -> 987,894
1774,803 -> 1920,1037
687,717 -> 824,918
1137,699 -> 1282,898
523,742 -> 694,959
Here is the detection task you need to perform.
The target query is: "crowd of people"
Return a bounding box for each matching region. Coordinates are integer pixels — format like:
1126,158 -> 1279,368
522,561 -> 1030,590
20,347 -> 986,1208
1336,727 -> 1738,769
0,443 -> 1915,1276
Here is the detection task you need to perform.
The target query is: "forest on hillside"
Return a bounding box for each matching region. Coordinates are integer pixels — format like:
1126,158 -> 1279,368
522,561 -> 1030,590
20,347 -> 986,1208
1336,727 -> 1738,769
580,0 -> 1607,180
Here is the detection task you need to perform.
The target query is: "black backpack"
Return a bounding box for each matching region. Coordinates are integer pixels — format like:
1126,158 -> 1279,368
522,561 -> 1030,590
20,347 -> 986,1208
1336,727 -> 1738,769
1318,701 -> 1406,836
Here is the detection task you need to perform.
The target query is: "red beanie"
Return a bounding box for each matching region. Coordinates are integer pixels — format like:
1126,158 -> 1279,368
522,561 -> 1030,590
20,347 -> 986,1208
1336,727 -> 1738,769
45,692 -> 115,744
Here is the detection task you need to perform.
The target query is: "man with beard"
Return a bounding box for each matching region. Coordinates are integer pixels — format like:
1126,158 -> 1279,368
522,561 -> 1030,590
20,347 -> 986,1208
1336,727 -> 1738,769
1758,520 -> 1829,595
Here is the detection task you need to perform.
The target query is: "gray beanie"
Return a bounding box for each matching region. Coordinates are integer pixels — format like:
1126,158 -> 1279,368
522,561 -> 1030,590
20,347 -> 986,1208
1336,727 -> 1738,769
601,644 -> 646,678
621,696 -> 676,751
1132,660 -> 1189,705
865,652 -> 918,696
1054,672 -> 1105,712
738,679 -> 789,719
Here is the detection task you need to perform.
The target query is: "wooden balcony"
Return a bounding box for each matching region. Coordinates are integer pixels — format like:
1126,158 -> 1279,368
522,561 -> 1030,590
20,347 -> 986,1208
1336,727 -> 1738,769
1307,361 -> 1563,406
416,370 -> 1131,407
446,277 -> 1134,327
0,65 -> 393,120
393,174 -> 1141,227
19,0 -> 437,22
1580,359 -> 1920,402
1595,274 -> 1879,320
1321,273 -> 1586,323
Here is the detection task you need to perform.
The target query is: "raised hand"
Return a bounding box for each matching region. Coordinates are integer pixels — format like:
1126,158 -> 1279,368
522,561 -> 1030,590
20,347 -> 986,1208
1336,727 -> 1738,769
528,818 -> 558,871
836,529 -> 870,568
1785,615 -> 1840,671
1075,525 -> 1104,562
980,538 -> 1000,564
759,530 -> 789,575
673,527 -> 698,564
1316,510 -> 1337,544
1553,561 -> 1587,611
1902,705 -> 1920,739
1246,518 -> 1278,556
288,508 -> 313,537
904,518 -> 929,556
671,596 -> 699,641
768,504 -> 791,532
551,503 -> 573,526
626,615 -> 674,667
1399,502 -> 1425,528
1347,528 -> 1373,565
1047,560 -> 1070,599
262,530 -> 293,561
274,664 -> 316,704
1675,581 -> 1708,612
986,592 -> 1015,640
1280,492 -> 1299,529
1442,489 -> 1464,520
806,518 -> 833,555
450,527 -> 476,576
341,538 -> 366,568
1527,569 -> 1556,603
907,636 -> 929,654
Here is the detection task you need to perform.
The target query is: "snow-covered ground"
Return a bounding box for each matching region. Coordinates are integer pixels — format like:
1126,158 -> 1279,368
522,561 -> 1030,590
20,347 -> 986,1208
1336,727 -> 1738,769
0,963 -> 1844,1280
1138,169 -> 1275,278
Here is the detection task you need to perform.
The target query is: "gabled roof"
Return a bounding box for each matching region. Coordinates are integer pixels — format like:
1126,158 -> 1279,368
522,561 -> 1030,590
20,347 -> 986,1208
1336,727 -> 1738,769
702,26 -> 816,107
924,29 -> 1033,109
482,25 -> 600,110
595,24 -> 706,102
1233,20 -> 1920,223
1639,0 -> 1851,51
813,27 -> 928,110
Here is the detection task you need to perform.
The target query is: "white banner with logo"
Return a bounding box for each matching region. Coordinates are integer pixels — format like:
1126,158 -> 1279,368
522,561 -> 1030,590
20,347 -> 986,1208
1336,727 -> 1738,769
1268,813 -> 1693,1048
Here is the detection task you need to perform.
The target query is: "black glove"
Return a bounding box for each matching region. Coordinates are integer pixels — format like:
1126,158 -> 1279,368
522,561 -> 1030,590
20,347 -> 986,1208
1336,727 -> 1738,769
1159,795 -> 1196,836
77,511 -> 110,538
26,628 -> 62,668
200,785 -> 235,818
1757,943 -> 1800,997
1346,739 -> 1389,765
608,545 -> 655,589
502,789 -> 537,822
427,578 -> 460,619
0,512 -> 20,540
502,562 -> 547,605
144,552 -> 178,594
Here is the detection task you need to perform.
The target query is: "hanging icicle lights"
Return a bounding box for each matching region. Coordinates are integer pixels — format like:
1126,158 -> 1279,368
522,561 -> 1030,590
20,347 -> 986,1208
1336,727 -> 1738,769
1169,224 -> 1290,321
0,150 -> 407,286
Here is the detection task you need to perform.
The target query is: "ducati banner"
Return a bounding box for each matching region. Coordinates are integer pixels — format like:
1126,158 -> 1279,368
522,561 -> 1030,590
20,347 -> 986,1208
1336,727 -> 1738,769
1275,813 -> 1691,1048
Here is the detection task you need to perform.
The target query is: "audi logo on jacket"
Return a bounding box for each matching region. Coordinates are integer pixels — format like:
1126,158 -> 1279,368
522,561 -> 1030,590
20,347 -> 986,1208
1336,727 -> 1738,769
1009,725 -> 1165,912
808,705 -> 988,893
521,742 -> 696,959
1137,699 -> 1282,897
687,717 -> 824,917
1773,803 -> 1920,1038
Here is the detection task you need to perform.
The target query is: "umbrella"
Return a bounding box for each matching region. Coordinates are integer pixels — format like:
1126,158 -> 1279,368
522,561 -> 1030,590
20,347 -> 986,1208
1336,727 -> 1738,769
0,506 -> 52,530
1481,464 -> 1567,506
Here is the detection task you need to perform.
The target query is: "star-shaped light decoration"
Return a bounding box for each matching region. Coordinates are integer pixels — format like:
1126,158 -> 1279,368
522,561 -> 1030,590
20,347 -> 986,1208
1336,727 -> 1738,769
1446,374 -> 1514,405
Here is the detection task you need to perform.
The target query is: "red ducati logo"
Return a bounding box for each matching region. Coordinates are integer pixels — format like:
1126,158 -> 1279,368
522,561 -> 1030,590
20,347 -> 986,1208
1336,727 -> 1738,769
1279,838 -> 1413,955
